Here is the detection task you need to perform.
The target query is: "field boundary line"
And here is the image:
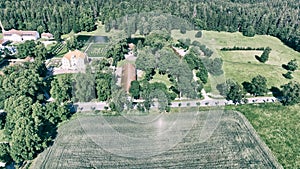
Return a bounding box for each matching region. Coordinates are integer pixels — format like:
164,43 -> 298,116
233,110 -> 283,169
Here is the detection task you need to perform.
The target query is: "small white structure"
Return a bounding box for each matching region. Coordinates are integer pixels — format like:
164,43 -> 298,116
41,32 -> 54,39
3,29 -> 40,42
61,50 -> 88,71
0,161 -> 5,167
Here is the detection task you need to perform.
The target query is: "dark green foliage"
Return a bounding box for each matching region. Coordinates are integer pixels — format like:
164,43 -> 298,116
180,25 -> 186,34
282,59 -> 298,71
196,69 -> 208,84
175,39 -> 189,50
110,89 -> 130,113
157,47 -> 180,74
139,82 -> 173,112
256,47 -> 271,63
129,81 -> 140,99
0,0 -> 299,52
136,48 -> 156,71
280,81 -> 300,106
242,25 -> 256,37
144,30 -> 172,51
16,40 -> 36,59
95,72 -> 113,101
216,79 -> 236,96
0,112 -> 6,129
204,58 -> 224,76
66,36 -> 83,50
226,82 -> 245,104
183,50 -> 208,84
270,86 -> 282,98
50,74 -> 73,103
282,71 -> 293,79
195,31 -> 202,38
10,117 -> 44,163
0,59 -> 72,165
242,75 -> 268,96
0,142 -> 12,163
192,42 -> 213,57
106,37 -> 128,66
91,59 -> 111,72
73,69 -> 95,102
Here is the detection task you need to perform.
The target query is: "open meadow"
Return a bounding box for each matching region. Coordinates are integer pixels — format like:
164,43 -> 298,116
171,30 -> 300,89
226,103 -> 300,169
31,110 -> 281,169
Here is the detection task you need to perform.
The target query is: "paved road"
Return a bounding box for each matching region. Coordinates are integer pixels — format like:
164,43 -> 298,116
75,96 -> 278,112
74,102 -> 108,112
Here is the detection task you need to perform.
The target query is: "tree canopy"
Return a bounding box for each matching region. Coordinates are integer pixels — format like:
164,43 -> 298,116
280,81 -> 300,106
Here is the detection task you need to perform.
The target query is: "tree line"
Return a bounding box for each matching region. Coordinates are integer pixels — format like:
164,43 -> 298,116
0,0 -> 299,52
217,75 -> 300,106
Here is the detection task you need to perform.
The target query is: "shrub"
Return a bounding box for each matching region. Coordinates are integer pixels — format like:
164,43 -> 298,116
283,71 -> 293,79
282,59 -> 298,71
256,47 -> 271,63
180,26 -> 186,34
195,31 -> 202,38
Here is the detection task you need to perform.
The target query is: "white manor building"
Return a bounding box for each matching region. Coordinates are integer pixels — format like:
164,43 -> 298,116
61,50 -> 88,71
3,29 -> 40,42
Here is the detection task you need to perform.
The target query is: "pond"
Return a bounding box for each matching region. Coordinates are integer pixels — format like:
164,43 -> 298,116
77,35 -> 109,43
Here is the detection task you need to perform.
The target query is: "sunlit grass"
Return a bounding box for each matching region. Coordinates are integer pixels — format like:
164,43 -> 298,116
226,103 -> 300,169
171,30 -> 300,89
149,71 -> 172,88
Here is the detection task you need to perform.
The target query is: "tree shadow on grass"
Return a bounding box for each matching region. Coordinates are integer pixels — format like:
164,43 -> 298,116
270,86 -> 282,98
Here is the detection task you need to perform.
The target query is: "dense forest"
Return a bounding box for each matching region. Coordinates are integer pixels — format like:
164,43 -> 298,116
0,0 -> 299,51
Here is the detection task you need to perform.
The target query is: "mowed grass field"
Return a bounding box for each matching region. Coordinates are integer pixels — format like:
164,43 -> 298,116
171,30 -> 300,88
31,110 -> 281,168
226,103 -> 300,169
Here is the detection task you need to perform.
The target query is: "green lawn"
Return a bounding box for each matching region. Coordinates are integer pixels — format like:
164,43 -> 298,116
171,30 -> 300,89
149,71 -> 172,88
0,130 -> 6,142
0,33 -> 3,39
226,103 -> 300,169
117,59 -> 135,67
61,22 -> 121,40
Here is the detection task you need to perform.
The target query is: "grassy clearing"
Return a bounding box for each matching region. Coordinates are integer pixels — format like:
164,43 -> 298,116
0,33 -> 3,39
149,71 -> 172,88
201,31 -> 300,88
171,30 -> 300,89
61,23 -> 121,40
226,103 -> 300,169
31,109 -> 280,168
117,59 -> 135,67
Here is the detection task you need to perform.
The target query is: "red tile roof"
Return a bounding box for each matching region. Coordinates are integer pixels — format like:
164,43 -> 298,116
63,50 -> 87,61
41,32 -> 53,38
121,63 -> 137,93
